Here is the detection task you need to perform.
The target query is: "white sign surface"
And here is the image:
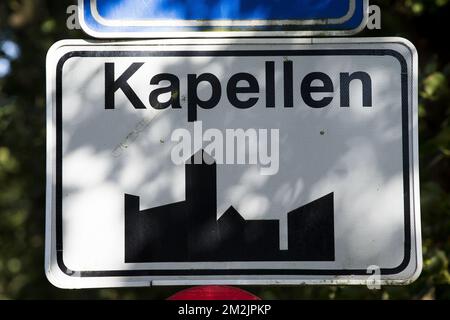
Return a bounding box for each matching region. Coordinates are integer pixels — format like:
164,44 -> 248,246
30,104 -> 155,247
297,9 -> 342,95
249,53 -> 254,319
46,38 -> 421,288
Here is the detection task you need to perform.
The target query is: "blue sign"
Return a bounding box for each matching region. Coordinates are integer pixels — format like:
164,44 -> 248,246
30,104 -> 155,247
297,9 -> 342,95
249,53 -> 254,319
79,0 -> 368,38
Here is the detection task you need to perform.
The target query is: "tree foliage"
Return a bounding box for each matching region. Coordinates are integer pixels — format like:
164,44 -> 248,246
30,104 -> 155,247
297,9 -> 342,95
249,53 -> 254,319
0,0 -> 449,299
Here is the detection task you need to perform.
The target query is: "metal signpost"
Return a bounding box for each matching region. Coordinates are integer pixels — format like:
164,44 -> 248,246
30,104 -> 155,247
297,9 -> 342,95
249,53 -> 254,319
45,38 -> 421,288
78,0 -> 369,38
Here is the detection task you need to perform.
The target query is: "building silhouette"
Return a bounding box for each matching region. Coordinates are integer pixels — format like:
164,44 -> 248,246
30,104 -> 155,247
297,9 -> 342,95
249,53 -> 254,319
125,150 -> 335,263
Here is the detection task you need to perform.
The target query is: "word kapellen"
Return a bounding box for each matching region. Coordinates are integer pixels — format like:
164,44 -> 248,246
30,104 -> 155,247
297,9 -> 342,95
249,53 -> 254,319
105,61 -> 373,122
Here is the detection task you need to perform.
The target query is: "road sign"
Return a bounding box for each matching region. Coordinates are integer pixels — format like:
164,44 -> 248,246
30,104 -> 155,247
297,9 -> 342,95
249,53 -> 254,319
78,0 -> 369,38
167,286 -> 260,300
46,38 -> 421,288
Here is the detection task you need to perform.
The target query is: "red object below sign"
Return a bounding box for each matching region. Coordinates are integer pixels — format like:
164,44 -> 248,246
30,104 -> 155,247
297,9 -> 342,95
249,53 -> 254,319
167,286 -> 261,301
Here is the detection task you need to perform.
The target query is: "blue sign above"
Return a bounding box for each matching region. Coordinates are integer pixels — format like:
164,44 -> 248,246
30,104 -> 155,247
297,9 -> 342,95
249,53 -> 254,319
79,0 -> 368,38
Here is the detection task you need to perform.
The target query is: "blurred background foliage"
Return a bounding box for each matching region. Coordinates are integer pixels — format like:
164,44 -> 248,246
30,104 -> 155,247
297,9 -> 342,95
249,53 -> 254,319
0,0 -> 449,300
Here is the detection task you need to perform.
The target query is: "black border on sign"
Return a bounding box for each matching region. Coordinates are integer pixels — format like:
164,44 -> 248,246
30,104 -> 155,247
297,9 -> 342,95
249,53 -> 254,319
54,49 -> 411,278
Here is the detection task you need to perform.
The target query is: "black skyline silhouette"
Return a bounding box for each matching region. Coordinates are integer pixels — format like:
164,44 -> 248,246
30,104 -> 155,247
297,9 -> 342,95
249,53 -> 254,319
125,150 -> 335,263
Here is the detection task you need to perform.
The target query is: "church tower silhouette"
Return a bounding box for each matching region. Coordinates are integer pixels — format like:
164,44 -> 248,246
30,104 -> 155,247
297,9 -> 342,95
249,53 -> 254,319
125,150 -> 335,263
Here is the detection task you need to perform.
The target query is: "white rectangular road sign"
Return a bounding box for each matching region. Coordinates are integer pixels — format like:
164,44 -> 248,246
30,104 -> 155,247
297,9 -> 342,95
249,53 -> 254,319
46,38 -> 421,288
